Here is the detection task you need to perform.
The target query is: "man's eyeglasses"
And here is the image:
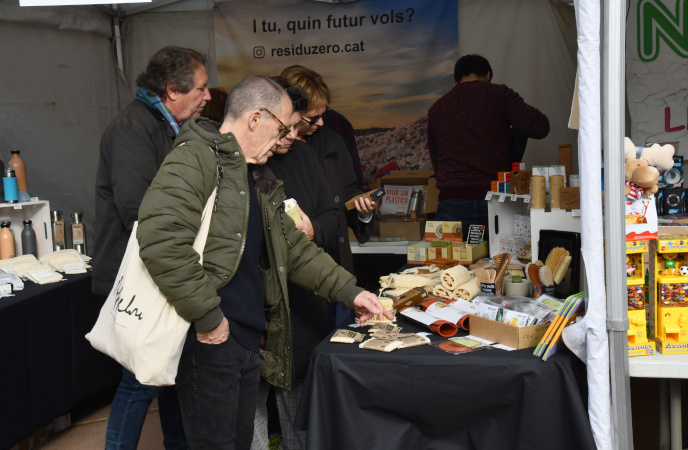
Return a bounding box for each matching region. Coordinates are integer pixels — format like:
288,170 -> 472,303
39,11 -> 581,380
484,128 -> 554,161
301,107 -> 331,126
286,85 -> 309,112
261,108 -> 291,139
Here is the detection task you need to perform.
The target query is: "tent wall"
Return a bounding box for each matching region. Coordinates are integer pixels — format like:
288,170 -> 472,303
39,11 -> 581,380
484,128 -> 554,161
0,0 -> 121,253
120,11 -> 218,98
457,0 -> 578,170
0,0 -> 575,255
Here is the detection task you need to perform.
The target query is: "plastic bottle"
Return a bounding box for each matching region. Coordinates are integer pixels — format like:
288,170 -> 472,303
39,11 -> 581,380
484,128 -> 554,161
9,150 -> 27,193
0,222 -> 15,259
3,168 -> 17,203
21,220 -> 37,257
71,211 -> 87,255
50,210 -> 66,251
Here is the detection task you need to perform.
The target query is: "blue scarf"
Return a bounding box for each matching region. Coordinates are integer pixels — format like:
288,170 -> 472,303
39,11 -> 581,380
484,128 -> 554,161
135,87 -> 181,135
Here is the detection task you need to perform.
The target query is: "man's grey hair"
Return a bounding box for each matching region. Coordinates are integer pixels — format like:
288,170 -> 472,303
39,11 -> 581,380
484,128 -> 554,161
224,76 -> 287,122
136,46 -> 209,100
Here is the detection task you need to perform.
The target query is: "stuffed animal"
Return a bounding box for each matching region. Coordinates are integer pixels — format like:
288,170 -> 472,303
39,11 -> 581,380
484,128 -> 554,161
624,137 -> 675,199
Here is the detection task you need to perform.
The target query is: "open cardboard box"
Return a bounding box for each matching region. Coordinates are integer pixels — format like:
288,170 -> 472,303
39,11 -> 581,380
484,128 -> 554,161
379,216 -> 427,241
376,170 -> 439,214
452,241 -> 488,265
469,314 -> 551,349
375,170 -> 438,241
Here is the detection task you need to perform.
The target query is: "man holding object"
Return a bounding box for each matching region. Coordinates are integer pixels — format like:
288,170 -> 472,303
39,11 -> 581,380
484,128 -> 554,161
136,76 -> 390,449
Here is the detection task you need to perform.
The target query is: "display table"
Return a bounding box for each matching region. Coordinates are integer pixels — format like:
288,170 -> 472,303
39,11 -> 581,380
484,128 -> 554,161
0,272 -> 120,450
629,353 -> 688,450
350,240 -> 419,254
295,318 -> 596,449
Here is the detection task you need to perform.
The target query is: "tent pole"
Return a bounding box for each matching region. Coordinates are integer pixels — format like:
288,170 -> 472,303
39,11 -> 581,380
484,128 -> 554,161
601,0 -> 633,449
112,5 -> 124,74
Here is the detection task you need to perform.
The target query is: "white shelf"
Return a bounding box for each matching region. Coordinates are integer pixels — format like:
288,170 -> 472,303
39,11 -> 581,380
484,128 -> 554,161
0,199 -> 53,258
629,352 -> 688,379
350,241 -> 420,255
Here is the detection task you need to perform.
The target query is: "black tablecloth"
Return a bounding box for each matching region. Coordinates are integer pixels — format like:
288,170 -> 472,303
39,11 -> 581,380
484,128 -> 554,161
0,273 -> 119,450
295,318 -> 596,450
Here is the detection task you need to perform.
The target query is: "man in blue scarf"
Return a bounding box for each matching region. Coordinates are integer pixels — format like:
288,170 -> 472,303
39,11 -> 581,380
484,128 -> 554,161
93,46 -> 211,450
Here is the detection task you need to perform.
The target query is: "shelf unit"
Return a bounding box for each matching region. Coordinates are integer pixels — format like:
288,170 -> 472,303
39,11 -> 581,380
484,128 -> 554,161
0,200 -> 53,257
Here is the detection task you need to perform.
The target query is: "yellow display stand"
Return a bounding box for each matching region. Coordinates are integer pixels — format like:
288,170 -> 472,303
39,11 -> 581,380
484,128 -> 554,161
627,240 -> 655,356
653,236 -> 688,354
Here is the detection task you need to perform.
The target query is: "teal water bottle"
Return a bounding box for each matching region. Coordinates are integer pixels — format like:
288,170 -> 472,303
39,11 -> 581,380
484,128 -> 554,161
3,168 -> 17,203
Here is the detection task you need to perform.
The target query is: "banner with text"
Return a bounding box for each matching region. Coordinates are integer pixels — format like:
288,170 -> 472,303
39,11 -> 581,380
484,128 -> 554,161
214,0 -> 458,174
627,0 -> 688,154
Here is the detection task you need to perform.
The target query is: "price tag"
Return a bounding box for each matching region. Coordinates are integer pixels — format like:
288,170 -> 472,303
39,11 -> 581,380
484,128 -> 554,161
572,209 -> 581,217
510,194 -> 518,201
498,194 -> 507,203
484,192 -> 493,201
523,195 -> 531,203
13,204 -> 22,210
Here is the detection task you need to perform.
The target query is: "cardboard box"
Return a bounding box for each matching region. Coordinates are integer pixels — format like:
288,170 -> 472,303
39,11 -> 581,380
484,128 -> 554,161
427,246 -> 452,260
423,220 -> 463,242
426,177 -> 438,213
469,314 -> 551,349
452,241 -> 488,264
380,217 -> 426,241
491,180 -> 499,192
558,144 -> 573,184
510,170 -> 532,195
378,184 -> 417,215
377,170 -> 439,214
549,165 -> 567,185
407,241 -> 431,264
424,221 -> 463,242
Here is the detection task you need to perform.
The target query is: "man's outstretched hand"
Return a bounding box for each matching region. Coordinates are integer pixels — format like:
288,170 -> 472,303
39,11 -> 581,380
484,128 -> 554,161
352,291 -> 393,325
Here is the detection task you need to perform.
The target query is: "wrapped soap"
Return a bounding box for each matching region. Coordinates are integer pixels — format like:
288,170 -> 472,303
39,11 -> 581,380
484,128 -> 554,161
330,329 -> 365,344
359,338 -> 403,352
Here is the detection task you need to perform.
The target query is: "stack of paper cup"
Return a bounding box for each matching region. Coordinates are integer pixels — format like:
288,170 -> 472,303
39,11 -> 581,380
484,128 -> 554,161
284,198 -> 302,224
531,176 -> 546,209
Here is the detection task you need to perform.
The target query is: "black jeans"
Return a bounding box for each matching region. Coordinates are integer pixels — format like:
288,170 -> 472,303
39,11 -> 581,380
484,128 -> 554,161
177,334 -> 260,450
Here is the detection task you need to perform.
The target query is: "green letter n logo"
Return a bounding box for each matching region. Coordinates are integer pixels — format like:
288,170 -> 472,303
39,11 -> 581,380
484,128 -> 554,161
638,0 -> 688,61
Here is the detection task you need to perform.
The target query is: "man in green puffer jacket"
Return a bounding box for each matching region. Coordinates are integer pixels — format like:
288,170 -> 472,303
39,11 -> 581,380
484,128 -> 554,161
136,76 -> 390,450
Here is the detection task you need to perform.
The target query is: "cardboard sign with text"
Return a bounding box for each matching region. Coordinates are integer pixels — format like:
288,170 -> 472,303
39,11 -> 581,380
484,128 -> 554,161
379,185 -> 413,215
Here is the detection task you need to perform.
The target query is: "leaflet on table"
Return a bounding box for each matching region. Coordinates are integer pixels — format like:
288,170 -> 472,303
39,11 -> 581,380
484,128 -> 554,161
446,298 -> 478,315
419,298 -> 477,331
399,308 -> 458,337
424,302 -> 467,325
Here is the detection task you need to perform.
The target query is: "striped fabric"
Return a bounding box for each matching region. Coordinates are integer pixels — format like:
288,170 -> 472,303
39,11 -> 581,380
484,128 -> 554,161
135,87 -> 181,135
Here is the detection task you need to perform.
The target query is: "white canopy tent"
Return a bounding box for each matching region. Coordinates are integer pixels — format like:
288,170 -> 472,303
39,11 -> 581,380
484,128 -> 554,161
0,0 -> 633,448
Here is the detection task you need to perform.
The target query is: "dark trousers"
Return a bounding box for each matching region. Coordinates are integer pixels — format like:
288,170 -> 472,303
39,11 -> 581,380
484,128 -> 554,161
436,198 -> 490,241
105,368 -> 187,450
177,334 -> 261,450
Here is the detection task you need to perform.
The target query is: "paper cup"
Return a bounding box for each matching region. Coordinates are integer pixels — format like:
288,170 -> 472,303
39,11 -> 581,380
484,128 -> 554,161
284,198 -> 302,224
549,175 -> 564,209
531,176 -> 546,209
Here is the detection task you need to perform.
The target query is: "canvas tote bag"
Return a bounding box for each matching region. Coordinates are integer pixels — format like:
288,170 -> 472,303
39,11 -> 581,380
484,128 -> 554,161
86,186 -> 217,386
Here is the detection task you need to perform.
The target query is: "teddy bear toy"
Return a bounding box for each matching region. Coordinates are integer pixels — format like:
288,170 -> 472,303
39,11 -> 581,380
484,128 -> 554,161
624,137 -> 675,199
